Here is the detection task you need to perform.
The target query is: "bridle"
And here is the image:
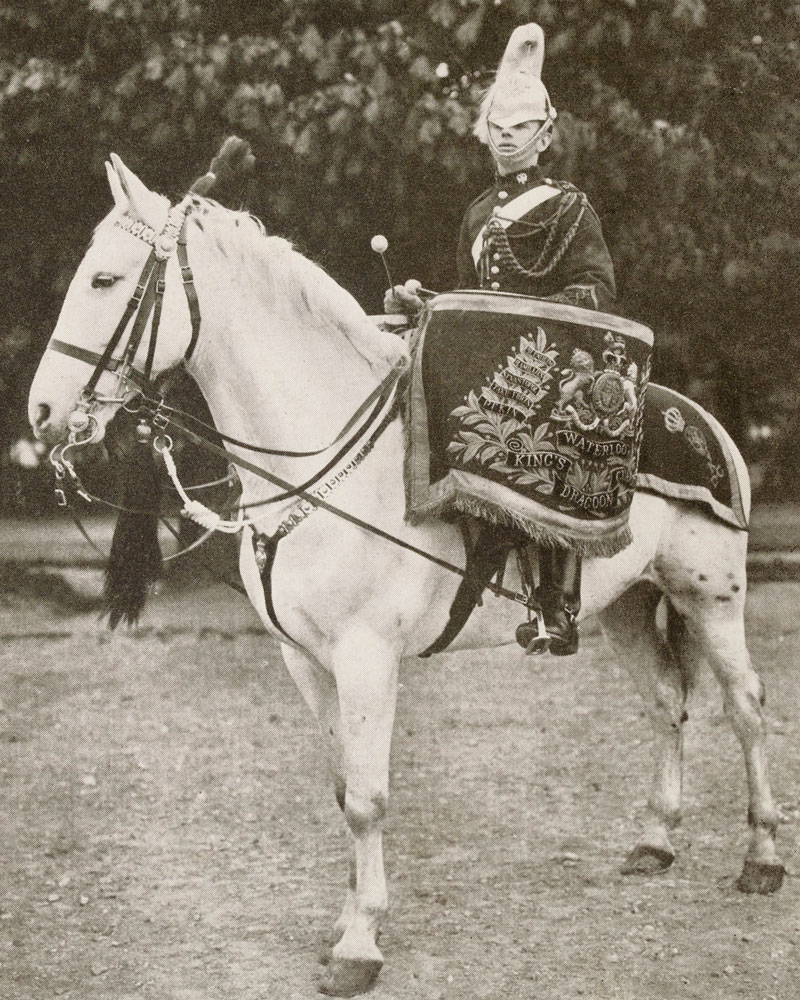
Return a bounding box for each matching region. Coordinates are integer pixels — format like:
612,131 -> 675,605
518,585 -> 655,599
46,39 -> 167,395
48,198 -> 201,448
45,195 -> 409,529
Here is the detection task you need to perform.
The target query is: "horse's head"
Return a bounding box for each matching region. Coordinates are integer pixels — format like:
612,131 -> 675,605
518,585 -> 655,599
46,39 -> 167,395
28,155 -> 196,446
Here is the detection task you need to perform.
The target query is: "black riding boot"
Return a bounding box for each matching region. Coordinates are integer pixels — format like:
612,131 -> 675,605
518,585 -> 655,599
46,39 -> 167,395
536,546 -> 582,656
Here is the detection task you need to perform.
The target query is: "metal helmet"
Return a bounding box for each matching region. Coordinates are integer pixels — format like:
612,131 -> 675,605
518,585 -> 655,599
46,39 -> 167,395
474,23 -> 557,144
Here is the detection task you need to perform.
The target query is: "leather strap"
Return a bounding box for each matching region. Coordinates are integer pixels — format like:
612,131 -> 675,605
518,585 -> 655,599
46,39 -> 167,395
144,260 -> 167,381
158,358 -> 407,459
419,522 -> 512,657
48,339 -> 153,393
253,532 -> 298,645
83,252 -> 158,394
178,232 -> 201,362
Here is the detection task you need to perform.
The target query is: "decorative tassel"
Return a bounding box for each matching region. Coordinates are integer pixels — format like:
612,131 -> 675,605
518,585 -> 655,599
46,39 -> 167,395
104,439 -> 162,628
189,136 -> 255,198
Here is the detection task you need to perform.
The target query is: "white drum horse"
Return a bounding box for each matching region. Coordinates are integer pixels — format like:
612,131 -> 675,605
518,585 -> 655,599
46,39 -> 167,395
28,156 -> 784,997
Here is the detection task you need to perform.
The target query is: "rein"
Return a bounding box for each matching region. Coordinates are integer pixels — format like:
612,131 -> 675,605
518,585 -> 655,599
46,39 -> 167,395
157,405 -> 536,611
142,370 -> 401,459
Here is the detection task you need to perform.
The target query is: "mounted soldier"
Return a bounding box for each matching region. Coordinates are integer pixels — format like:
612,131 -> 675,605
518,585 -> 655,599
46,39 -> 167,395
25,108 -> 780,996
387,23 -> 618,656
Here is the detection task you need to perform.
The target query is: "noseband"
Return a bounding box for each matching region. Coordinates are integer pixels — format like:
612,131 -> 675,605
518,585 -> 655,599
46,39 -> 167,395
48,199 -> 201,441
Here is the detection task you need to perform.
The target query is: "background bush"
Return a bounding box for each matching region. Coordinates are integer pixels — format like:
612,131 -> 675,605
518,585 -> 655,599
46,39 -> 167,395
2,0 -> 798,499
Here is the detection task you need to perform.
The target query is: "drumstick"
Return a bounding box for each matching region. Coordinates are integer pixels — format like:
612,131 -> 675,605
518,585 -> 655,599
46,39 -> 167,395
370,236 -> 437,300
405,279 -> 437,300
370,235 -> 395,290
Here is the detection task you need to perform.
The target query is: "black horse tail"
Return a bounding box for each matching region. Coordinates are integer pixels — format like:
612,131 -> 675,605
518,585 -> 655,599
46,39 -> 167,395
104,440 -> 162,628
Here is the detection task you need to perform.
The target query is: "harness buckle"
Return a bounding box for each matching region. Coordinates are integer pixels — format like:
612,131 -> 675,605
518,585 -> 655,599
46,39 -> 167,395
254,537 -> 268,573
156,278 -> 167,295
54,488 -> 67,508
152,406 -> 170,431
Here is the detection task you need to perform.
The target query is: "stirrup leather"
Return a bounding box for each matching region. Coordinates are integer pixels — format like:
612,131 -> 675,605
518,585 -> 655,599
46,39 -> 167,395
514,546 -> 551,655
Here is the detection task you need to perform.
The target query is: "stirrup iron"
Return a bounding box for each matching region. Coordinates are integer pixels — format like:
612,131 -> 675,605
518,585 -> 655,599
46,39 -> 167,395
515,607 -> 551,655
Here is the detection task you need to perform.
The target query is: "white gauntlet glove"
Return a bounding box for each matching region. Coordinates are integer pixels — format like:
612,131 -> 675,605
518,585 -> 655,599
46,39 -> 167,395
383,279 -> 425,316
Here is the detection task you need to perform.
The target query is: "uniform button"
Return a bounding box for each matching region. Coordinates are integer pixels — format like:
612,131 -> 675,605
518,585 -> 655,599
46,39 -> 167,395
492,252 -> 500,261
492,205 -> 502,215
490,266 -> 499,274
490,281 -> 500,290
498,190 -> 508,199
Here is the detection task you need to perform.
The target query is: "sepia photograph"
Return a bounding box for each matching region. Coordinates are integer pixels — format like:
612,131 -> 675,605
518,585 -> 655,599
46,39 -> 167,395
1,2 -> 798,997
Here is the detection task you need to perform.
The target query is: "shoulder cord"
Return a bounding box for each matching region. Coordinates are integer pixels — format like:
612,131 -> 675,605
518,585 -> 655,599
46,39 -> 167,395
484,189 -> 588,282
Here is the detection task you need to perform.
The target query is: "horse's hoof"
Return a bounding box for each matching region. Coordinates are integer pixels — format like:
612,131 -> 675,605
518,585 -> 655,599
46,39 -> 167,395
621,844 -> 675,875
736,858 -> 785,895
318,957 -> 383,997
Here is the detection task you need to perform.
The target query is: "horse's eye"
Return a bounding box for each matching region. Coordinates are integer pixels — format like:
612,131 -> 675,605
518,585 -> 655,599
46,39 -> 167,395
92,273 -> 118,289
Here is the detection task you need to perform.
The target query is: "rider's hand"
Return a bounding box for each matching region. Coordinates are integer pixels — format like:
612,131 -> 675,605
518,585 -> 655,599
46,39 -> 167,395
383,280 -> 425,316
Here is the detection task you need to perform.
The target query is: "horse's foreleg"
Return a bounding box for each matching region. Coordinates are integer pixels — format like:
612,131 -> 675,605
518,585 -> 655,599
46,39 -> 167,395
599,582 -> 691,875
279,646 -> 358,954
680,607 -> 784,894
318,628 -> 400,997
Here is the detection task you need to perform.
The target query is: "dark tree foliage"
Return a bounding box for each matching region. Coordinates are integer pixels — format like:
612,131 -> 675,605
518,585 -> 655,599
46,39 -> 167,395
1,0 -> 798,491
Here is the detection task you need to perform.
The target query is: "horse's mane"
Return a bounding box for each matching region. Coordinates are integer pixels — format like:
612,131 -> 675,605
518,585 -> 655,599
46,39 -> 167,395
185,197 -> 407,374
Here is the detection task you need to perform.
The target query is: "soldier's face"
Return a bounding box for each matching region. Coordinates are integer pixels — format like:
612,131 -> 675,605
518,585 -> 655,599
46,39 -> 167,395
488,119 -> 548,154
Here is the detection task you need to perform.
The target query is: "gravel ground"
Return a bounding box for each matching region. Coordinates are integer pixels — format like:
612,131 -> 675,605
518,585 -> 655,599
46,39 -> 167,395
0,562 -> 798,999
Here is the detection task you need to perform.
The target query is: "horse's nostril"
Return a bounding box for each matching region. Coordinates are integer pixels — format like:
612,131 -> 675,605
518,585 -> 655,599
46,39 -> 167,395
36,403 -> 51,427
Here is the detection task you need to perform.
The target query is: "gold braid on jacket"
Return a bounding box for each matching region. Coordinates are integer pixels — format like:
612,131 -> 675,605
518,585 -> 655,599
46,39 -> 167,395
482,189 -> 588,282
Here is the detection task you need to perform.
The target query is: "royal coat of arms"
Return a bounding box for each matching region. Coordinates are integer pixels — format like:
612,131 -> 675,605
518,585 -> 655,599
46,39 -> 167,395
550,332 -> 641,439
447,327 -> 649,516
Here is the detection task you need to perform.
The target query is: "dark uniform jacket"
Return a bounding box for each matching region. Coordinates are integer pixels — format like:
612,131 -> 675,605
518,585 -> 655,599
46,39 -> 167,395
457,165 -> 616,312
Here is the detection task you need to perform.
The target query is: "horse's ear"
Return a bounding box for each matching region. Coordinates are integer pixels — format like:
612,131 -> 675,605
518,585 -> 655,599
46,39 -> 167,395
108,152 -> 168,230
105,159 -> 128,210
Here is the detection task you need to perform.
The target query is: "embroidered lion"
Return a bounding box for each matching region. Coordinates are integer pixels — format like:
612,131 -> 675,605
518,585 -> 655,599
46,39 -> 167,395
551,349 -> 600,431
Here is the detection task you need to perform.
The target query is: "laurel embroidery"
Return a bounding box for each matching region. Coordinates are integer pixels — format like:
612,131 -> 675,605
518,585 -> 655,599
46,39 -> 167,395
447,328 -> 561,492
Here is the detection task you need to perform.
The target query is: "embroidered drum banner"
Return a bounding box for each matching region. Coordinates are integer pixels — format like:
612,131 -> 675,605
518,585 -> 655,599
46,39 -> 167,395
405,291 -> 653,556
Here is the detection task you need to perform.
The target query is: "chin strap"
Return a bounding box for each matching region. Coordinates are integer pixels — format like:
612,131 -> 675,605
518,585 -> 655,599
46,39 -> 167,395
488,117 -> 553,173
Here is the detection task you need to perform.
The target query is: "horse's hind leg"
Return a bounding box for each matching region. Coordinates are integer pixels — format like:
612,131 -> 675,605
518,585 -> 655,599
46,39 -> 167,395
599,582 -> 691,874
682,609 -> 784,892
655,526 -> 784,894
